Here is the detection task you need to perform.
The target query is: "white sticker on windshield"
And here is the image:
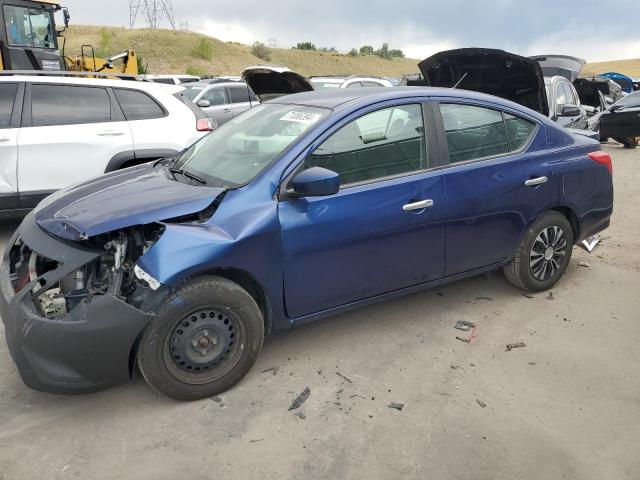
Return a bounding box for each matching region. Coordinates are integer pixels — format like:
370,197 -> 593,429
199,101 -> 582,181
280,111 -> 322,124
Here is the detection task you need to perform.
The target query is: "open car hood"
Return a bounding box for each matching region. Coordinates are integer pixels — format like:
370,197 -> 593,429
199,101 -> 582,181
241,65 -> 314,101
418,48 -> 549,116
529,55 -> 586,82
34,162 -> 225,241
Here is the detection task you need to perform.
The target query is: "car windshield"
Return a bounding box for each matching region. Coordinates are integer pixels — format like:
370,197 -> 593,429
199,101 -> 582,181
174,104 -> 329,187
310,79 -> 343,90
183,85 -> 207,100
614,91 -> 640,109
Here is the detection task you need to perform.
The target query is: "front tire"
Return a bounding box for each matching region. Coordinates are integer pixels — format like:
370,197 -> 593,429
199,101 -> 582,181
504,212 -> 574,292
137,276 -> 264,401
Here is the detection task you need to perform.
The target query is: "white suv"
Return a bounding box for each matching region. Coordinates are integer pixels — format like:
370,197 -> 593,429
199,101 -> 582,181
0,75 -> 212,214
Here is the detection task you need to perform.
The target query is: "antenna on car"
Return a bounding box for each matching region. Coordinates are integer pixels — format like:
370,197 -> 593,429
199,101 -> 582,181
452,72 -> 468,89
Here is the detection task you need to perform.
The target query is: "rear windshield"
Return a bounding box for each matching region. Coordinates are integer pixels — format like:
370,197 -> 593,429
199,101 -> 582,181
174,104 -> 329,187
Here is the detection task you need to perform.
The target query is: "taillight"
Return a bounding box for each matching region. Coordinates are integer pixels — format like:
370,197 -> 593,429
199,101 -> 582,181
588,151 -> 612,175
196,118 -> 215,132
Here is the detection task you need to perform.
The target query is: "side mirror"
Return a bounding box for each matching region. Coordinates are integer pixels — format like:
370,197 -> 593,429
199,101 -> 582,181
558,105 -> 581,117
290,167 -> 340,198
63,8 -> 70,28
610,104 -> 625,112
197,99 -> 211,108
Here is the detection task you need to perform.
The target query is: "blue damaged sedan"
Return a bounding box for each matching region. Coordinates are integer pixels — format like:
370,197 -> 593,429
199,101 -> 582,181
1,87 -> 613,400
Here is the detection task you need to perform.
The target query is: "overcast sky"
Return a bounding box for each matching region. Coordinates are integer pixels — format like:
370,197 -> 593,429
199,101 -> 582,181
63,0 -> 639,62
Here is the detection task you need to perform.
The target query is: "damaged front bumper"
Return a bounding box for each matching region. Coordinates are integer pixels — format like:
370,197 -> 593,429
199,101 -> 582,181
0,213 -> 154,394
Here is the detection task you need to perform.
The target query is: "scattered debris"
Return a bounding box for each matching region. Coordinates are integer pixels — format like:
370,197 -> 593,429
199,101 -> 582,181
61,465 -> 70,472
336,389 -> 344,396
317,369 -> 322,375
506,342 -> 526,352
450,364 -> 461,370
262,366 -> 278,373
211,396 -> 222,403
547,291 -> 554,300
455,320 -> 475,331
350,394 -> 366,400
336,372 -> 353,384
475,296 -> 494,301
10,391 -> 21,399
456,336 -> 471,343
288,386 -> 311,411
577,261 -> 590,268
294,412 -> 306,420
581,235 -> 600,253
476,399 -> 487,408
388,402 -> 404,411
250,438 -> 265,443
529,362 -> 536,365
219,403 -> 225,407
522,293 -> 534,299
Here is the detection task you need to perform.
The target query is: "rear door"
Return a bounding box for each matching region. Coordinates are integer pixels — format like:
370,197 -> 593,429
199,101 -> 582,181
17,83 -> 134,207
198,86 -> 232,125
226,84 -> 257,117
279,101 -> 446,318
600,93 -> 640,140
435,101 -> 550,275
0,82 -> 22,210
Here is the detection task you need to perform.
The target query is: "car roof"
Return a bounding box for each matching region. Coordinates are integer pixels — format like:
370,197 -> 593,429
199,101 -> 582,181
0,74 -> 183,94
271,86 -> 553,124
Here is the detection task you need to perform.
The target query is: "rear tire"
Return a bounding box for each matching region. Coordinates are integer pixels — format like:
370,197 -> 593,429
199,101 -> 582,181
504,212 -> 574,292
613,137 -> 637,149
137,276 -> 264,401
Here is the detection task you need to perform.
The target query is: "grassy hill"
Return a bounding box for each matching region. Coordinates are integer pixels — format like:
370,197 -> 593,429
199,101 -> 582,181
582,59 -> 640,78
64,26 -> 640,79
63,25 -> 420,77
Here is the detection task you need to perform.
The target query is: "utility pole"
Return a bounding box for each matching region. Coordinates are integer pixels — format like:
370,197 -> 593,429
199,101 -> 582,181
129,0 -> 176,30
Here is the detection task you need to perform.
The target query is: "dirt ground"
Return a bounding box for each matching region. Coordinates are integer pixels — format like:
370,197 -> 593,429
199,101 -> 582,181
0,144 -> 638,480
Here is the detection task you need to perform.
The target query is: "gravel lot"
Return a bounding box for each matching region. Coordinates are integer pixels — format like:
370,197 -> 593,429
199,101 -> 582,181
0,144 -> 638,480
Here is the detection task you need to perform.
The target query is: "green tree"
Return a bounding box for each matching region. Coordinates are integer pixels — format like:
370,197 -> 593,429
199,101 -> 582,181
348,48 -> 358,57
136,53 -> 147,74
251,41 -> 271,61
375,43 -> 391,59
294,42 -> 316,51
389,49 -> 405,58
359,45 -> 374,55
96,27 -> 111,57
192,38 -> 213,60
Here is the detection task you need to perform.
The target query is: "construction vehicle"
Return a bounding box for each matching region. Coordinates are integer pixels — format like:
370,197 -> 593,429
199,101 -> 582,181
1,0 -> 137,75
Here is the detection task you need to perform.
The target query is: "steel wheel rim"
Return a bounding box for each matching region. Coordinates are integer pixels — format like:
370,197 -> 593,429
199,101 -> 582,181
163,307 -> 245,385
529,225 -> 567,281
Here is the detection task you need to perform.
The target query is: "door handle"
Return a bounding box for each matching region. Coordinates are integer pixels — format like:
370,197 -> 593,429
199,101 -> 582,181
97,130 -> 125,136
403,199 -> 434,211
223,108 -> 232,113
524,176 -> 548,187
0,136 -> 10,142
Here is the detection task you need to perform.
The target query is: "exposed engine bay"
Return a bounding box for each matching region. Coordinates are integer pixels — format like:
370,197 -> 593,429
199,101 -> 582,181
8,224 -> 164,320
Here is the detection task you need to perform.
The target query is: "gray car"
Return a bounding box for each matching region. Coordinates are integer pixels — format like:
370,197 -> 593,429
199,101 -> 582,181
183,82 -> 259,126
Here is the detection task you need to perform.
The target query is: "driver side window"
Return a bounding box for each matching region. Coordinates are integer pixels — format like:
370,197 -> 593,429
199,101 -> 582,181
205,88 -> 227,106
304,104 -> 428,186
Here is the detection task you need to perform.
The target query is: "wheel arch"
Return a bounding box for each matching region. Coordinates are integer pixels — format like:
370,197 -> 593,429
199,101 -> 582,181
548,205 -> 580,243
185,267 -> 274,336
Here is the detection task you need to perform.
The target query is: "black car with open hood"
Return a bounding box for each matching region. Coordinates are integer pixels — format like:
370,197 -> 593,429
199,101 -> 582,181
241,65 -> 314,102
418,48 -> 549,117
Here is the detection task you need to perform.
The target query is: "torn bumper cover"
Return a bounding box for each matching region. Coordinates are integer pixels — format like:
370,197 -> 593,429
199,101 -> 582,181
0,213 -> 154,394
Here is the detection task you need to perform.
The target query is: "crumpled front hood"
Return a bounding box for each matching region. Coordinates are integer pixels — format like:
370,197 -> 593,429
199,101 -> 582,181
419,48 -> 549,117
35,162 -> 225,241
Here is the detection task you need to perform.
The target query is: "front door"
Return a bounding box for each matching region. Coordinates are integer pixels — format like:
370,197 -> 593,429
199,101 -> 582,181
436,102 -> 551,275
17,83 -> 134,206
200,86 -> 233,125
600,93 -> 640,141
279,102 -> 446,318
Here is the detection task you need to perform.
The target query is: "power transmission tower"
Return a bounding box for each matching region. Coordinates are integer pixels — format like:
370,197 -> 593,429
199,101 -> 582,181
267,37 -> 277,48
129,0 -> 176,30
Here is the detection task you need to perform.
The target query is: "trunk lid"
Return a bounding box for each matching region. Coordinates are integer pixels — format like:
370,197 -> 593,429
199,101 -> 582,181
241,65 -> 314,102
529,55 -> 586,82
418,48 -> 549,116
34,162 -> 225,241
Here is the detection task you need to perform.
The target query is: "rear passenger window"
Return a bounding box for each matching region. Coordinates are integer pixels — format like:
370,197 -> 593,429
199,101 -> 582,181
504,113 -> 535,151
228,85 -> 251,103
0,83 -> 18,129
31,85 -> 111,127
305,104 -> 427,186
440,104 -> 508,163
114,89 -> 165,120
